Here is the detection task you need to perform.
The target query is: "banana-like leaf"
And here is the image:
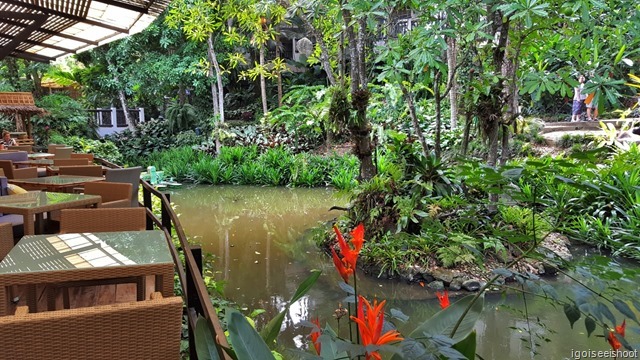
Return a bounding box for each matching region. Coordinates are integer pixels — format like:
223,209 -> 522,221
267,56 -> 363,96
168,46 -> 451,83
452,331 -> 477,360
227,309 -> 276,360
409,294 -> 484,344
195,316 -> 222,360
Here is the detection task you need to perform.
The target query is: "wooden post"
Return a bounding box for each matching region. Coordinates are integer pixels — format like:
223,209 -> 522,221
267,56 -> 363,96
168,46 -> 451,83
187,245 -> 204,360
161,192 -> 172,234
143,186 -> 153,230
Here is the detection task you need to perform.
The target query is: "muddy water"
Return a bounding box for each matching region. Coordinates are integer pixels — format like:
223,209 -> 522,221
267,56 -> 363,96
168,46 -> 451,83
170,185 -> 639,359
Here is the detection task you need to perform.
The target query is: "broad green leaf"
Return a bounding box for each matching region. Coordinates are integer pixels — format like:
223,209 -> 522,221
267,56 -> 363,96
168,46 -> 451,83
612,299 -> 638,324
227,309 -> 276,360
614,45 -> 626,65
410,294 -> 484,343
584,317 -> 596,337
452,330 -> 476,360
290,269 -> 321,304
563,303 -> 581,328
195,316 -> 222,360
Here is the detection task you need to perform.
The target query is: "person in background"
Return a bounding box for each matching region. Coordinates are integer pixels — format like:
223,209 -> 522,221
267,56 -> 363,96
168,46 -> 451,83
0,130 -> 16,147
586,93 -> 598,121
571,75 -> 586,122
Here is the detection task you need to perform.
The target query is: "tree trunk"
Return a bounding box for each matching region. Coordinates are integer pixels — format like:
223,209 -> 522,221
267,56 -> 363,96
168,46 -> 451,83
499,124 -> 510,166
276,40 -> 283,107
207,35 -> 225,154
400,83 -> 429,159
461,110 -> 473,156
447,37 -> 458,129
435,72 -> 442,159
300,16 -> 337,86
342,6 -> 376,181
259,45 -> 268,116
106,57 -> 135,131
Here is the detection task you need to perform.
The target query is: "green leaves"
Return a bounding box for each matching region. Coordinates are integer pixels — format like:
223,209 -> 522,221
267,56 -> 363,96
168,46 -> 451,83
409,294 -> 485,343
227,309 -> 276,360
563,303 -> 581,329
195,316 -> 222,360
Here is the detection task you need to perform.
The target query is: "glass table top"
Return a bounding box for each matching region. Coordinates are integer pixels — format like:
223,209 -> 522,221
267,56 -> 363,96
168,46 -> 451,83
11,175 -> 103,185
28,153 -> 54,159
0,191 -> 100,209
0,231 -> 172,273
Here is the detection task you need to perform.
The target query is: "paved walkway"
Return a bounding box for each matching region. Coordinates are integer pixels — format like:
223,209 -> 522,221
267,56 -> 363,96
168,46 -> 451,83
541,118 -> 640,146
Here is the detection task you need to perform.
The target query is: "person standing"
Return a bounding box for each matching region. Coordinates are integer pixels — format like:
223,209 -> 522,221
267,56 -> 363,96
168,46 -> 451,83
571,75 -> 586,122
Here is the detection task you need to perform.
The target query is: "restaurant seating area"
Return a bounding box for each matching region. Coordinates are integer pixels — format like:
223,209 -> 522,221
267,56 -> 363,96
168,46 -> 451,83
0,147 -> 184,358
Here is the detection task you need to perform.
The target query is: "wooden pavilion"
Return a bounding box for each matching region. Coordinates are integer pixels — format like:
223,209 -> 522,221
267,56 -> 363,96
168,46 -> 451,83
0,92 -> 46,141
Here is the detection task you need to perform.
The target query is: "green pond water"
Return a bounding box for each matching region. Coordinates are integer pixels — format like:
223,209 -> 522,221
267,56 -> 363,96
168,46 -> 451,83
169,185 -> 639,359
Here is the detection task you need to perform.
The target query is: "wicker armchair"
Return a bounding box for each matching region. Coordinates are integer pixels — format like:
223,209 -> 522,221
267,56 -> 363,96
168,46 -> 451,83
105,167 -> 142,207
53,159 -> 91,166
0,292 -> 183,360
84,182 -> 132,208
58,165 -> 103,177
0,160 -> 37,179
0,223 -> 13,260
59,208 -> 147,233
52,147 -> 73,159
70,153 -> 94,163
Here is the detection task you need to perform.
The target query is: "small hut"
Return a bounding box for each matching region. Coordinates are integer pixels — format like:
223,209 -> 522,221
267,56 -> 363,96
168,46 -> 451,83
0,92 -> 46,141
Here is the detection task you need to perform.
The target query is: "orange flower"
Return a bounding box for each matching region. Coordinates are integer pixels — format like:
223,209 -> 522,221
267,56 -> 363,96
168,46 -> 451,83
350,295 -> 403,360
331,224 -> 365,283
607,319 -> 626,351
436,290 -> 450,309
309,317 -> 322,355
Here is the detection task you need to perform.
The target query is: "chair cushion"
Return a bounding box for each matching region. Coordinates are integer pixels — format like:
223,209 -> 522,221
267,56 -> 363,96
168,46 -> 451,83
7,184 -> 27,195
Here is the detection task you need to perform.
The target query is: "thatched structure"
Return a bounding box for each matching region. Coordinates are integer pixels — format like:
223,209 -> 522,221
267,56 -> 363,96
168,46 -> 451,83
0,92 -> 46,139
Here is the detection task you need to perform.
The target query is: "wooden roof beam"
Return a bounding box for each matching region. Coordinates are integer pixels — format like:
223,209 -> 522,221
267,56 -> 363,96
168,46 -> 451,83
2,0 -> 130,33
0,33 -> 76,54
0,12 -> 48,60
94,0 -> 150,14
0,17 -> 99,46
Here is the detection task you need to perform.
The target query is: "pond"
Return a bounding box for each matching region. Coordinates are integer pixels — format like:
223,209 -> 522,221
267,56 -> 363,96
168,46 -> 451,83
170,185 -> 639,359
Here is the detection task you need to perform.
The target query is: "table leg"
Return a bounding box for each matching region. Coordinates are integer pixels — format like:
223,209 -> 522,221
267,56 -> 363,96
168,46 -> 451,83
35,213 -> 45,234
23,215 -> 35,235
136,277 -> 146,301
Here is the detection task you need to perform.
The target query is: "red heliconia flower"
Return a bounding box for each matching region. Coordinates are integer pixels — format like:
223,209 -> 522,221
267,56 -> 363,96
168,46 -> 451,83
607,319 -> 626,351
436,290 -> 450,309
309,317 -> 322,355
331,223 -> 365,283
350,295 -> 403,360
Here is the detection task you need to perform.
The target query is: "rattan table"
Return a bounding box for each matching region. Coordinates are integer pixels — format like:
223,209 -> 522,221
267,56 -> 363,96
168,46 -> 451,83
0,192 -> 101,235
8,175 -> 104,192
0,230 -> 175,315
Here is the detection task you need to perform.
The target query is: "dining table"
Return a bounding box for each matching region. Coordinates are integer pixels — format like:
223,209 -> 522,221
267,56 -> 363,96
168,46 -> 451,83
0,230 -> 175,315
13,159 -> 54,167
0,191 -> 101,235
8,175 -> 104,192
27,153 -> 55,159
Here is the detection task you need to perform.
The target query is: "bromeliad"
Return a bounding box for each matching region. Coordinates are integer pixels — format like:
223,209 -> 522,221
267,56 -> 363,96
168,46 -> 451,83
350,295 -> 403,360
331,223 -> 365,283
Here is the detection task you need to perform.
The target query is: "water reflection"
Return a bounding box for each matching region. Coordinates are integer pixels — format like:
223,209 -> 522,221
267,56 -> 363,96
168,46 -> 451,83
171,185 -> 639,359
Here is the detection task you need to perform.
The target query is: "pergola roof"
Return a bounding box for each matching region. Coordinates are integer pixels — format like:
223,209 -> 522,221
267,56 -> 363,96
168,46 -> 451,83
0,0 -> 172,63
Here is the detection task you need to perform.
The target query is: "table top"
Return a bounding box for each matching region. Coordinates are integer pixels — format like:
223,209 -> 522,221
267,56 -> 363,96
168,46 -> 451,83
9,175 -> 104,186
28,153 -> 55,159
0,191 -> 100,210
0,230 -> 172,274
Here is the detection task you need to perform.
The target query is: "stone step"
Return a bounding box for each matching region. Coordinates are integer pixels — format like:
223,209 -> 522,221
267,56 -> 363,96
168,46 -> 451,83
541,118 -> 640,134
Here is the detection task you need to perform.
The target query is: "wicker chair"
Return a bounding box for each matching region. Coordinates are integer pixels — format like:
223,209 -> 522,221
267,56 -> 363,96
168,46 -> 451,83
105,167 -> 142,207
84,182 -> 132,208
6,145 -> 32,153
0,292 -> 183,360
59,208 -> 147,233
52,147 -> 73,159
58,165 -> 103,177
0,160 -> 37,179
53,159 -> 91,166
70,153 -> 94,163
47,144 -> 67,154
0,223 -> 13,260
